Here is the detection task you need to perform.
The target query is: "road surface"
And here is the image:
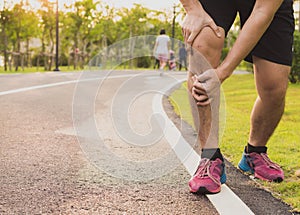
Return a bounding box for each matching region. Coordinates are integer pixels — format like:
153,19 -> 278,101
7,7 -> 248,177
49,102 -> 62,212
0,70 -> 295,214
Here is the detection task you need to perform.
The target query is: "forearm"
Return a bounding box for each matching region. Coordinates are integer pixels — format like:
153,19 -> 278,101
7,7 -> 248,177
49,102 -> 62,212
180,0 -> 204,13
218,0 -> 283,81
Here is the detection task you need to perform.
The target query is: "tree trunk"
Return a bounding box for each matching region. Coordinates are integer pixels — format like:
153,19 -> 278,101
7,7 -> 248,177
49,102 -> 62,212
26,38 -> 30,67
15,33 -> 21,72
8,52 -> 12,71
21,53 -> 24,71
2,20 -> 8,71
37,54 -> 40,71
48,29 -> 54,71
73,37 -> 78,70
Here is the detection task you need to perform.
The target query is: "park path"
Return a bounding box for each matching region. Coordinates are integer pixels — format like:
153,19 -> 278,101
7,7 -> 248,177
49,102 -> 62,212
0,71 -> 294,214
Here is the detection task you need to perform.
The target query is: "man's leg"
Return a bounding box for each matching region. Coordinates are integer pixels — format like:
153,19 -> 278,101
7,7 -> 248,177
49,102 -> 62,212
184,58 -> 188,70
187,27 -> 227,194
187,26 -> 225,150
179,59 -> 182,71
250,56 -> 290,146
238,56 -> 289,182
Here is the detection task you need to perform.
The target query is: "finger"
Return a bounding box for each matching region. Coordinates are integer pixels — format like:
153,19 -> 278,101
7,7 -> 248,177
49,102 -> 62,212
207,21 -> 222,38
194,95 -> 209,104
181,28 -> 186,40
196,70 -> 214,82
192,90 -> 208,102
193,81 -> 206,92
192,86 -> 206,95
183,28 -> 190,38
184,30 -> 190,44
196,98 -> 211,106
187,31 -> 199,45
191,75 -> 197,83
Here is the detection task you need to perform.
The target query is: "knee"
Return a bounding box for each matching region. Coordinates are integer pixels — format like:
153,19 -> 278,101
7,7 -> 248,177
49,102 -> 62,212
258,84 -> 287,107
254,57 -> 290,107
191,27 -> 225,68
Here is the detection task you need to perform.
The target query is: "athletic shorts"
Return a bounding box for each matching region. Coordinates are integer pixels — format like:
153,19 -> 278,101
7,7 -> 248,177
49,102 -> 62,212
200,0 -> 295,66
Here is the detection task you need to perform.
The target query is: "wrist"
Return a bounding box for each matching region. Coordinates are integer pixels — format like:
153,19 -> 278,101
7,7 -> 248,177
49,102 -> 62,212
216,66 -> 231,83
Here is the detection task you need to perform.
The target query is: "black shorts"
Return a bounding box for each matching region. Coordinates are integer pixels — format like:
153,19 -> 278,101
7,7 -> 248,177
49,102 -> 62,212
200,0 -> 295,66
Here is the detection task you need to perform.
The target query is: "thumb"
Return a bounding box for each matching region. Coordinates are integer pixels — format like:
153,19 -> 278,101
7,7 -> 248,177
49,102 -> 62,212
197,69 -> 214,82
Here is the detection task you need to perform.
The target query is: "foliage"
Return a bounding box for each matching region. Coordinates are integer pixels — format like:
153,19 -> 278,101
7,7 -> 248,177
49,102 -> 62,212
290,31 -> 300,83
0,1 -> 184,71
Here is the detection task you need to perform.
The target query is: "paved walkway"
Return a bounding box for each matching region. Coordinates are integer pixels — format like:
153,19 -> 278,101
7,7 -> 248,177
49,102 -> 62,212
0,70 -> 294,214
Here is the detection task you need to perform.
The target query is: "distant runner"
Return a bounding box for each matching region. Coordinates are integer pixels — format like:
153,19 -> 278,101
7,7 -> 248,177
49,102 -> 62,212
153,29 -> 170,71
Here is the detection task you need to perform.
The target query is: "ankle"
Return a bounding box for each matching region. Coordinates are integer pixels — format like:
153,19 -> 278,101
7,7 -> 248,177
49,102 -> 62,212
245,143 -> 267,154
201,148 -> 224,161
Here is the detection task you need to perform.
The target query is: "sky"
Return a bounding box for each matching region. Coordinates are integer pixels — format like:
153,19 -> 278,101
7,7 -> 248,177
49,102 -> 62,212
0,0 -> 179,11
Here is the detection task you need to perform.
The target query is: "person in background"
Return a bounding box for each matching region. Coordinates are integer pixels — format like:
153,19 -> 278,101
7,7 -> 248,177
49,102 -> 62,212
154,58 -> 160,69
169,50 -> 177,71
153,29 -> 170,71
179,44 -> 188,71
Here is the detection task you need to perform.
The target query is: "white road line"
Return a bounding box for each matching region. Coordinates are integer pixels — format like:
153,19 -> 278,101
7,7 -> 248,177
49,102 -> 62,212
0,80 -> 79,96
0,74 -> 135,96
1,72 -> 254,214
153,80 -> 255,215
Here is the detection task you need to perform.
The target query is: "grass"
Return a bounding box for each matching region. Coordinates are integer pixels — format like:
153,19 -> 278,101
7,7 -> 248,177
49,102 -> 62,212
0,65 -> 157,74
0,66 -> 82,74
169,74 -> 300,212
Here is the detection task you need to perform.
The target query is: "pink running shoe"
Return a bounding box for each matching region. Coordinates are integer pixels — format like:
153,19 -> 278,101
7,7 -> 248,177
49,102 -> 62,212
189,158 -> 226,194
238,152 -> 284,182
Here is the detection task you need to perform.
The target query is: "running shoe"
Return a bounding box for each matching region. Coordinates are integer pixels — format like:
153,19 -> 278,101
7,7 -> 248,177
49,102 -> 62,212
189,158 -> 226,194
238,152 -> 284,182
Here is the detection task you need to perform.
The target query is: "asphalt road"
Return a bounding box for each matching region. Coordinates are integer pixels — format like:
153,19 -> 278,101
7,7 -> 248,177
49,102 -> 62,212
0,71 -> 296,214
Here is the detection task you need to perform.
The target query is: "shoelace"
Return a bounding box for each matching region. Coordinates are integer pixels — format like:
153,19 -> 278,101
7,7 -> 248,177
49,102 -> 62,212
195,158 -> 221,185
260,153 -> 281,170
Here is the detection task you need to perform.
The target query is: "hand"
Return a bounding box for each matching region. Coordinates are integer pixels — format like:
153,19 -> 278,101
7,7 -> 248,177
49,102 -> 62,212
191,69 -> 221,106
181,10 -> 222,46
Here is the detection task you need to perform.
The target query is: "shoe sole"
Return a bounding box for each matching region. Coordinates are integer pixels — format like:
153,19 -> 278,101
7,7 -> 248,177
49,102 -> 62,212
191,187 -> 221,195
238,165 -> 283,183
254,173 -> 283,183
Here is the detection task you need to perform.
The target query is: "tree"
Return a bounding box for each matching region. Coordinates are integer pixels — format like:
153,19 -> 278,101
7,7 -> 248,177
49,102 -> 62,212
7,3 -> 38,71
62,0 -> 100,69
21,4 -> 40,67
290,31 -> 300,83
38,0 -> 56,71
8,3 -> 24,71
0,6 -> 12,71
1,1 -> 185,70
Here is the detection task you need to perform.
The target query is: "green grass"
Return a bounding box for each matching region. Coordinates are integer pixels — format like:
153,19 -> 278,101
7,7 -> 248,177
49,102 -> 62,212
169,74 -> 300,212
0,65 -> 156,74
0,66 -> 82,74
